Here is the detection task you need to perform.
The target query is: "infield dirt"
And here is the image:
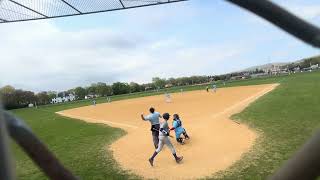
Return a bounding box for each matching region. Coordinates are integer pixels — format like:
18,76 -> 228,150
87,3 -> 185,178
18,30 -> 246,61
58,84 -> 278,179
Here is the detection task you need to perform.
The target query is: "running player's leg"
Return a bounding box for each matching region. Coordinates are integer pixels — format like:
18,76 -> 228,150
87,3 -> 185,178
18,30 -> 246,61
156,136 -> 165,153
151,124 -> 160,148
149,136 -> 165,166
175,132 -> 184,144
176,137 -> 184,144
164,137 -> 176,154
183,129 -> 190,139
152,131 -> 158,149
164,137 -> 183,163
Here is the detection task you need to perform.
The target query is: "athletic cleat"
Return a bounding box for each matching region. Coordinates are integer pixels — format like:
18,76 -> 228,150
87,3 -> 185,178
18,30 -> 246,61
175,156 -> 183,163
149,158 -> 154,166
179,139 -> 185,145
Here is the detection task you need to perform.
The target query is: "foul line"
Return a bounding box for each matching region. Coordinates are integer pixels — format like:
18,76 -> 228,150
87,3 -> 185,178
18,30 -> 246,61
56,112 -> 139,129
211,84 -> 278,119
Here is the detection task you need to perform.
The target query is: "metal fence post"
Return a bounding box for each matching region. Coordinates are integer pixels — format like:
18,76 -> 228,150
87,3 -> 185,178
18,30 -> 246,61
0,102 -> 15,180
3,112 -> 78,180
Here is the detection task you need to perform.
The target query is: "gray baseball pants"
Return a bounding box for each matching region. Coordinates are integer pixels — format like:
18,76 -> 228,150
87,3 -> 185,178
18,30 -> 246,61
156,135 -> 176,154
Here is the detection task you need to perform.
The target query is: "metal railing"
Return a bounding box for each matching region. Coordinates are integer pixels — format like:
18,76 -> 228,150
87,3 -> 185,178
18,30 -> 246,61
0,107 -> 78,180
0,0 -> 187,23
0,105 -> 15,180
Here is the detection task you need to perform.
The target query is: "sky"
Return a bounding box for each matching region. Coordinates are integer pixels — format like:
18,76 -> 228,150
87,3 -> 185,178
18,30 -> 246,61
0,0 -> 319,92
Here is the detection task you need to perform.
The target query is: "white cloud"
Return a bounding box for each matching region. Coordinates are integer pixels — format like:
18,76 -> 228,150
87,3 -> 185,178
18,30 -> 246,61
0,20 -> 248,92
1,0 -> 318,93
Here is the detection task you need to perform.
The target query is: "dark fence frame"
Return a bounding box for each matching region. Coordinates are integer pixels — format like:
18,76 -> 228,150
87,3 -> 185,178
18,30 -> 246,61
0,0 -> 188,23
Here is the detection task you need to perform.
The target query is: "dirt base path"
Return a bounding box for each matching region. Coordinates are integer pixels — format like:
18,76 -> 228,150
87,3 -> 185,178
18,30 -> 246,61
58,84 -> 278,179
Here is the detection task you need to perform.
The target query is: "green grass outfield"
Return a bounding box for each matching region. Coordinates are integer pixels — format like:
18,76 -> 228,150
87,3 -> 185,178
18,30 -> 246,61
10,71 -> 320,179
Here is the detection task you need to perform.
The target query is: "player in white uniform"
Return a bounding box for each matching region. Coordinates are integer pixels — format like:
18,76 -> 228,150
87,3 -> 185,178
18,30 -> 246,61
148,113 -> 183,166
212,84 -> 217,93
165,92 -> 172,103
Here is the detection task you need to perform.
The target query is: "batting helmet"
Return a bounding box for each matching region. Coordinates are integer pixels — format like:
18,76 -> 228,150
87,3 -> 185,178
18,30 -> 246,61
162,113 -> 170,120
173,114 -> 179,120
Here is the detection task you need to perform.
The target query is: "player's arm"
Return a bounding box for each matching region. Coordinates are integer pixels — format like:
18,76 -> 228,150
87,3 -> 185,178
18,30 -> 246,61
170,122 -> 177,131
141,113 -> 146,121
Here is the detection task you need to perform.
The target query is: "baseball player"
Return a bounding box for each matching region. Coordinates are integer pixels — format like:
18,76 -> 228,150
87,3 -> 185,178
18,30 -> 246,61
165,92 -> 172,103
206,86 -> 209,92
92,99 -> 96,106
141,107 -> 161,149
212,83 -> 217,93
170,114 -> 190,144
148,113 -> 183,166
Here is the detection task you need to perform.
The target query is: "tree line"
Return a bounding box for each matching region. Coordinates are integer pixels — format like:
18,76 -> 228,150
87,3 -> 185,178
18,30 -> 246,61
0,85 -> 57,109
2,63 -> 293,110
57,75 -> 214,99
0,75 -> 216,109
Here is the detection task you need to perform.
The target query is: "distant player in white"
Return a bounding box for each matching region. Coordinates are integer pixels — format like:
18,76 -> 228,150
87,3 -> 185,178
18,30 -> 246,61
148,113 -> 183,166
212,83 -> 217,93
165,92 -> 172,103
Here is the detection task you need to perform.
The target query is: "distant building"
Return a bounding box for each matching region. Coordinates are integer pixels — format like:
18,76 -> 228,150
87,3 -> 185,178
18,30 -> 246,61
294,66 -> 301,72
144,86 -> 153,91
243,72 -> 250,76
165,84 -> 173,88
230,75 -> 249,80
51,97 -> 63,104
270,65 -> 281,75
251,72 -> 268,78
310,64 -> 319,70
51,94 -> 76,104
302,67 -> 312,72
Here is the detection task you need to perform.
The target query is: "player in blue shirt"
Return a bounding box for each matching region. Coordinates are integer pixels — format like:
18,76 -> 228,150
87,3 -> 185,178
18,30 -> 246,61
141,107 -> 161,149
170,114 -> 190,144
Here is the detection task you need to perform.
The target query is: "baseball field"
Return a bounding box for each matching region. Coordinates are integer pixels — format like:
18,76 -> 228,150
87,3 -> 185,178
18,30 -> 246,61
11,71 -> 320,179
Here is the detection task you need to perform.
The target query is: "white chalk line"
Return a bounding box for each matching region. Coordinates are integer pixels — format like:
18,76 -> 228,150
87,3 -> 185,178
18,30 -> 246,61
56,112 -> 139,129
211,84 -> 277,119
